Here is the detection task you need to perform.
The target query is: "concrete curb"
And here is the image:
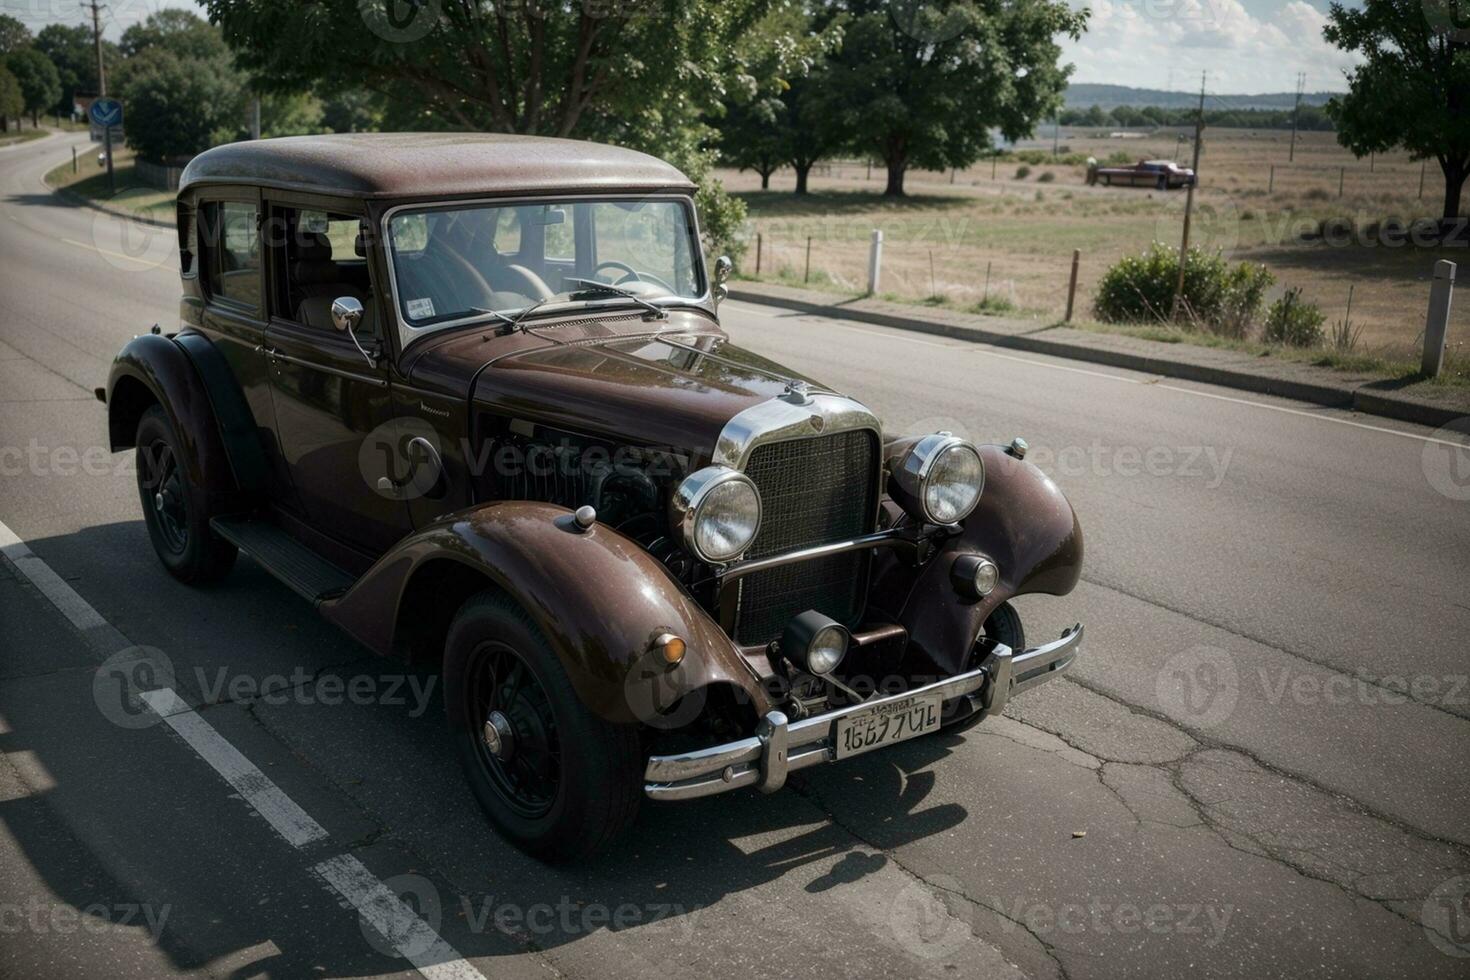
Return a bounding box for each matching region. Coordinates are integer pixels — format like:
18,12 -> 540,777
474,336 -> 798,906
51,184 -> 174,229
728,285 -> 1467,430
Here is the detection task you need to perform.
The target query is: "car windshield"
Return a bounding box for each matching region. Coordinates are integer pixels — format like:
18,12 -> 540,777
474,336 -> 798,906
385,198 -> 703,335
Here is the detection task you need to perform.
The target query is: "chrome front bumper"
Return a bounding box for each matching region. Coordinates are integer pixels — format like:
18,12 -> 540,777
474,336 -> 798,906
644,624 -> 1084,801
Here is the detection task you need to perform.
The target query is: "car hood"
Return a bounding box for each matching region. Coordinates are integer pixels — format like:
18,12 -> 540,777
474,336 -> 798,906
469,331 -> 831,458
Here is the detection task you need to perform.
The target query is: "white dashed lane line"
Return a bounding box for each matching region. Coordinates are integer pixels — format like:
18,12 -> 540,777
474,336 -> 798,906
0,515 -> 488,980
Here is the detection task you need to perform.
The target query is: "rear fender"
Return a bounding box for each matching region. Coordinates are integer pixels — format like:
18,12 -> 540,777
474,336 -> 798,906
320,501 -> 771,725
876,445 -> 1084,676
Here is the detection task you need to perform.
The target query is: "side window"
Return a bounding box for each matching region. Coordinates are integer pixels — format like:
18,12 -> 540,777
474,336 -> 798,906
201,201 -> 261,312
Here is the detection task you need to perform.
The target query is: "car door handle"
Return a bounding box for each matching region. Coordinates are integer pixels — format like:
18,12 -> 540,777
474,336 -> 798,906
255,345 -> 282,360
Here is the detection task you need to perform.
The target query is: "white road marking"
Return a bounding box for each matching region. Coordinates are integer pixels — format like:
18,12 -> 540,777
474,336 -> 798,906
732,302 -> 1470,448
0,518 -> 108,631
0,516 -> 487,980
316,854 -> 489,980
138,687 -> 329,848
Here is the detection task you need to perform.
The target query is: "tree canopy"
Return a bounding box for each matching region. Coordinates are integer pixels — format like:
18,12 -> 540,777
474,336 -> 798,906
35,24 -> 119,116
1324,0 -> 1470,218
114,12 -> 243,163
5,48 -> 61,126
0,64 -> 23,129
0,13 -> 30,57
812,0 -> 1087,195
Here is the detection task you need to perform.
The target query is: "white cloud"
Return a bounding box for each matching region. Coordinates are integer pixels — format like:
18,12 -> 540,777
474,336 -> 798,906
1060,0 -> 1364,93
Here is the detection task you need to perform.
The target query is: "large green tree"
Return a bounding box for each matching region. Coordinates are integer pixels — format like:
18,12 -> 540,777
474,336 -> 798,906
200,0 -> 795,258
813,0 -> 1086,196
35,24 -> 119,115
1324,0 -> 1470,219
0,64 -> 23,132
0,14 -> 30,57
5,48 -> 61,127
115,12 -> 244,162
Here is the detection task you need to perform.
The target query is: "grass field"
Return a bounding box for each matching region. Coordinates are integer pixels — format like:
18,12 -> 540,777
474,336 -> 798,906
44,146 -> 176,222
724,129 -> 1468,379
0,128 -> 48,149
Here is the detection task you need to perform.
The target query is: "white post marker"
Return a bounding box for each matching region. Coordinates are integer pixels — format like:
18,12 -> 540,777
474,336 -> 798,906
1423,259 -> 1456,378
868,229 -> 884,295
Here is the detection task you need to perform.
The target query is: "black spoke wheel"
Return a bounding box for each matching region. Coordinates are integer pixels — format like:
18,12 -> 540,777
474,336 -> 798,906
946,601 -> 1026,734
444,591 -> 643,862
464,641 -> 561,819
135,405 -> 236,584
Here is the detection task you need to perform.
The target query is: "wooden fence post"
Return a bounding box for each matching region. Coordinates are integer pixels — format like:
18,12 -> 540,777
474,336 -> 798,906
755,233 -> 763,276
804,237 -> 812,284
1268,165 -> 1274,194
1065,249 -> 1081,322
867,230 -> 884,295
1338,167 -> 1345,198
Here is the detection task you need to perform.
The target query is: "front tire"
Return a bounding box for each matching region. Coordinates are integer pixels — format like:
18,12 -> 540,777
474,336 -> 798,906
135,404 -> 236,584
444,591 -> 642,862
947,602 -> 1026,734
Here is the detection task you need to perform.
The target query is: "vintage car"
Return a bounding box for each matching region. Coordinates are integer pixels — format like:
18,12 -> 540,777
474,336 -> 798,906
1087,158 -> 1196,190
99,134 -> 1084,862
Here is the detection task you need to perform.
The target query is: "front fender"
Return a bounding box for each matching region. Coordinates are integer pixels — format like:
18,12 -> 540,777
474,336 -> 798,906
876,444 -> 1084,676
320,501 -> 772,725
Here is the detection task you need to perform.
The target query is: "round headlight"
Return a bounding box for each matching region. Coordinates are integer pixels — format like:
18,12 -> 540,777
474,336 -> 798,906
781,610 -> 850,676
891,434 -> 986,526
806,626 -> 848,675
670,466 -> 762,563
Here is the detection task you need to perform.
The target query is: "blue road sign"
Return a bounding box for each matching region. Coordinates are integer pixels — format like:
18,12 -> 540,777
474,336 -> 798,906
89,98 -> 123,129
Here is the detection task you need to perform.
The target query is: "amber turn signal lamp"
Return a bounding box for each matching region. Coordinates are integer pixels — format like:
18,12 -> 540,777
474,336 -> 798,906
654,633 -> 686,666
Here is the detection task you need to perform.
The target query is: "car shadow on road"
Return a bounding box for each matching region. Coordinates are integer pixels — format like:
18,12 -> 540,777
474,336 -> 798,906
0,521 -> 976,977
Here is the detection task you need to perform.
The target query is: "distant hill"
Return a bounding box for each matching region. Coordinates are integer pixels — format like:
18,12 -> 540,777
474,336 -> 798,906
1065,83 -> 1339,111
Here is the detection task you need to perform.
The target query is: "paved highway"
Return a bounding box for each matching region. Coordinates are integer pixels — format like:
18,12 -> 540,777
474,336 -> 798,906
2,132 -> 1468,979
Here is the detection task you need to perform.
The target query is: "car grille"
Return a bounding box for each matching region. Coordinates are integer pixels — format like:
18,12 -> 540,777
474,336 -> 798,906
733,428 -> 879,645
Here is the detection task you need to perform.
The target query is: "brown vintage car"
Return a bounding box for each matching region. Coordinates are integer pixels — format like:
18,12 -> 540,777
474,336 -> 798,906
101,134 -> 1084,862
1087,158 -> 1197,190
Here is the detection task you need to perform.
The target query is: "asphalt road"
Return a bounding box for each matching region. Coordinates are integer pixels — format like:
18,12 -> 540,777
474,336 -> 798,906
2,131 -> 1469,980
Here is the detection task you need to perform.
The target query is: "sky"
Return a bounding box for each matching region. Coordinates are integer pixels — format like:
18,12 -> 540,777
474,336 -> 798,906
4,0 -> 1361,96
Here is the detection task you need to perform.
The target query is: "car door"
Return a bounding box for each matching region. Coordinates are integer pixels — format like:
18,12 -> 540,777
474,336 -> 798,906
261,201 -> 413,556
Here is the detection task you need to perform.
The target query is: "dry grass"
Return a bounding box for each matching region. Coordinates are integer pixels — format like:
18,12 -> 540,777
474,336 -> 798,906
724,130 -> 1468,367
44,146 -> 175,221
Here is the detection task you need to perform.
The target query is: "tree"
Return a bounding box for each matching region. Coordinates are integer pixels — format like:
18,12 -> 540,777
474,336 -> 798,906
812,0 -> 1087,196
0,64 -> 22,132
1324,0 -> 1470,219
120,9 -> 230,61
321,89 -> 382,134
202,0 -> 786,259
0,14 -> 30,57
5,48 -> 61,127
720,94 -> 786,189
36,23 -> 119,115
117,46 -> 243,162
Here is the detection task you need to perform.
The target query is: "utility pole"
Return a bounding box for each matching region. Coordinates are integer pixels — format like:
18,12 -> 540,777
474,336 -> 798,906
89,1 -> 115,193
1288,72 -> 1304,163
251,95 -> 262,140
1170,72 -> 1207,321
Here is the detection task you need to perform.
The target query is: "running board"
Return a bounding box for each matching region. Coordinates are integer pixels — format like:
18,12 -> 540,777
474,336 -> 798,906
209,516 -> 355,603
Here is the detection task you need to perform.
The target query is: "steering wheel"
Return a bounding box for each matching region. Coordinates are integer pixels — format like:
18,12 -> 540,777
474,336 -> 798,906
593,260 -> 640,283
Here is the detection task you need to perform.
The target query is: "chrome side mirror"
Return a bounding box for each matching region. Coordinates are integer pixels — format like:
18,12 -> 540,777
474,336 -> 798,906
331,296 -> 364,333
330,296 -> 377,369
712,255 -> 732,307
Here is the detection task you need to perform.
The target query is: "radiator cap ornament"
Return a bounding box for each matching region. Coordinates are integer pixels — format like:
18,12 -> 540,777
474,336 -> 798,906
781,380 -> 813,406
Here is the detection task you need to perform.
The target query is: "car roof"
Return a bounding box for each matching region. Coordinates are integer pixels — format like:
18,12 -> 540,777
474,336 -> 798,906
178,132 -> 697,200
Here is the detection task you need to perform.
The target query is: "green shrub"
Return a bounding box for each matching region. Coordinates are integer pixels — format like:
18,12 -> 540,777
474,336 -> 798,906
1105,150 -> 1133,165
1263,289 -> 1325,347
1015,164 -> 1031,179
1093,243 -> 1274,337
1037,171 -> 1056,183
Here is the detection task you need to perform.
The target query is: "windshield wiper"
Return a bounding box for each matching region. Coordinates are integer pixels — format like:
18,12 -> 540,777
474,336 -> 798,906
563,278 -> 668,320
468,307 -> 516,329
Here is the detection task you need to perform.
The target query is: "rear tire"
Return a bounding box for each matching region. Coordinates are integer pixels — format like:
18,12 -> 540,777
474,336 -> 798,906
135,404 -> 236,584
947,602 -> 1026,734
444,591 -> 642,862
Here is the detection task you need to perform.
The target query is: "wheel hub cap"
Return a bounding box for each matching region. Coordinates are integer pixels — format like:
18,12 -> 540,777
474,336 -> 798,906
482,710 -> 515,760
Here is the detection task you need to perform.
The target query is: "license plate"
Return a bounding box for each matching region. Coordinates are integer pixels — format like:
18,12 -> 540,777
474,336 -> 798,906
832,693 -> 943,760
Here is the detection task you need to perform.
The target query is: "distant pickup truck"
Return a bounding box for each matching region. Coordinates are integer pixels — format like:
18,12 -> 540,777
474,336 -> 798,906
1086,159 -> 1196,190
